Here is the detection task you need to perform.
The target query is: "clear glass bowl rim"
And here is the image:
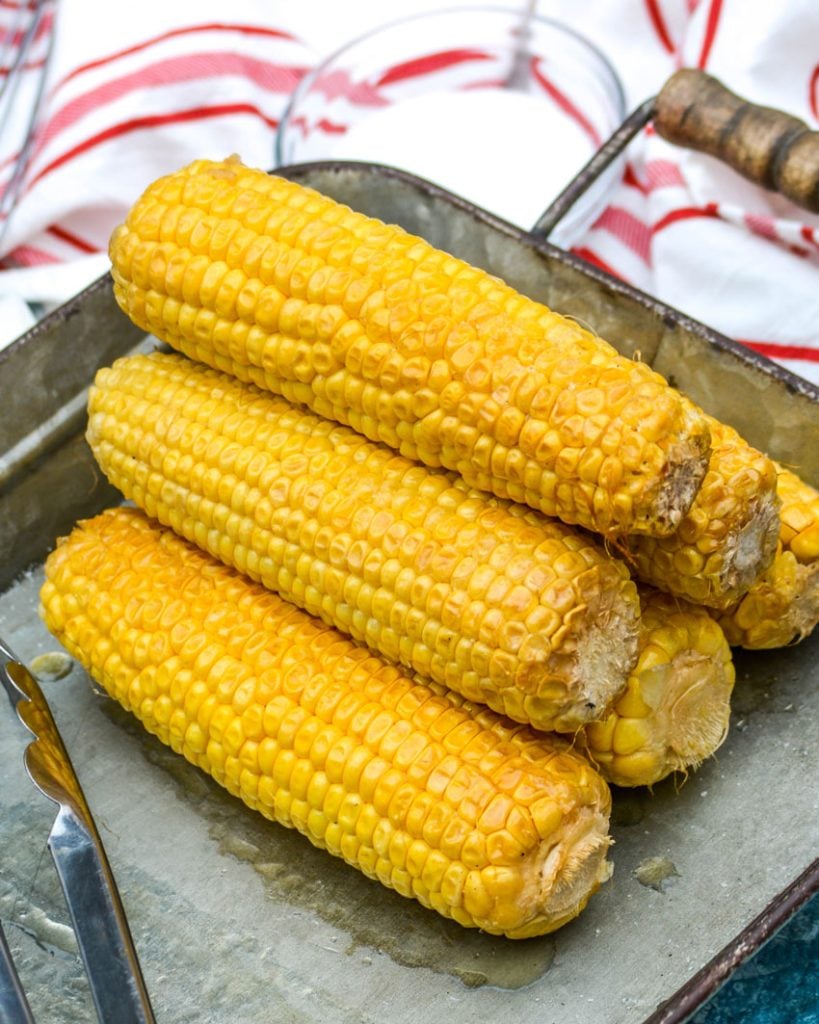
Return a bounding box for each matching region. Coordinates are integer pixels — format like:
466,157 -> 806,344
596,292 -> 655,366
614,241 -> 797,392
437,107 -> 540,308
274,4 -> 627,167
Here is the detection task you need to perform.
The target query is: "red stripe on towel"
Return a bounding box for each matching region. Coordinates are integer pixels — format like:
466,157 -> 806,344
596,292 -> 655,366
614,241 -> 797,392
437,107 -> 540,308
653,203 -> 719,233
46,224 -> 98,253
644,0 -> 676,53
58,22 -> 297,87
697,0 -> 724,69
530,59 -> 601,146
376,49 -> 491,86
28,103 -> 279,187
740,340 -> 819,363
39,53 -> 304,150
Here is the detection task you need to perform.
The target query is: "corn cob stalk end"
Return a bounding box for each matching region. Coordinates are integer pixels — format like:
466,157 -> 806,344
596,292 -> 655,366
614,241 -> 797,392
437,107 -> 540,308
622,419 -> 781,609
582,589 -> 735,787
717,550 -> 819,649
716,465 -> 819,649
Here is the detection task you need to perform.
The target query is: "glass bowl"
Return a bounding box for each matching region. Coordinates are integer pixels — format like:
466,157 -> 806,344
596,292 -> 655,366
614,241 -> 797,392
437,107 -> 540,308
274,6 -> 625,244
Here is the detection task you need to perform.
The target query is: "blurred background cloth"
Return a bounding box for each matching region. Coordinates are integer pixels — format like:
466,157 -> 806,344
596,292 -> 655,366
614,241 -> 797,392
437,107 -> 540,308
1,0 -> 818,384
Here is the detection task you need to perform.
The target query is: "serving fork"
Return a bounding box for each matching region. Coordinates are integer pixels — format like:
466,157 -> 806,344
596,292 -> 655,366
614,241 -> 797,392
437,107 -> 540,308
0,638 -> 156,1024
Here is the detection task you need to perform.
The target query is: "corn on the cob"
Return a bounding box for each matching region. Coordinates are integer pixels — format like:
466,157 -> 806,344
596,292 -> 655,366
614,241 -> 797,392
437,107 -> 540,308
716,467 -> 819,648
108,156 -> 712,539
40,506 -> 613,938
622,418 -> 780,609
582,589 -> 734,788
86,351 -> 641,733
776,466 -> 819,562
717,548 -> 819,648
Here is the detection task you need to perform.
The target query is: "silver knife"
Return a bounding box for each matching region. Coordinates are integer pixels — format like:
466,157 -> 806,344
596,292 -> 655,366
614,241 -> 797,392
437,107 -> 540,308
0,638 -> 156,1024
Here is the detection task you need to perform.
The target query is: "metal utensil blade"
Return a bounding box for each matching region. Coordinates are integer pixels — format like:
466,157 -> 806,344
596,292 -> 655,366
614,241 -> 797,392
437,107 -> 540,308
0,641 -> 156,1024
0,918 -> 36,1024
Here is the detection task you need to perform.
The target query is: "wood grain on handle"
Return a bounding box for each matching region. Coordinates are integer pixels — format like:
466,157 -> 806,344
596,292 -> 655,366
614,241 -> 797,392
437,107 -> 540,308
655,68 -> 819,213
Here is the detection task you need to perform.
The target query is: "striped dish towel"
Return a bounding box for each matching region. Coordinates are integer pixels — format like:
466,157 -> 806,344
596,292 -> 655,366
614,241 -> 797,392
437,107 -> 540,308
0,0 -> 818,386
0,0 -> 314,334
554,0 -> 819,385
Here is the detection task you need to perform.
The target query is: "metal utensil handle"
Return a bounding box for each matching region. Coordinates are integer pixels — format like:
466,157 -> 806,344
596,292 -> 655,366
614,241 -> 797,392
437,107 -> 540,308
48,807 -> 156,1024
532,68 -> 819,242
655,68 -> 819,214
1,648 -> 157,1024
530,97 -> 654,240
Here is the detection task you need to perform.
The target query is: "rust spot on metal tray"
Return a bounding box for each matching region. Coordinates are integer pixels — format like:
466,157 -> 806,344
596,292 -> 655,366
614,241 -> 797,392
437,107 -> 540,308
635,856 -> 680,892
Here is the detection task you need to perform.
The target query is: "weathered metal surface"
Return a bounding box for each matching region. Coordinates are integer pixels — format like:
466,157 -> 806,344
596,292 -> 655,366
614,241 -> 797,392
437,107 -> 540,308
0,164 -> 817,1023
0,275 -> 148,588
645,861 -> 819,1024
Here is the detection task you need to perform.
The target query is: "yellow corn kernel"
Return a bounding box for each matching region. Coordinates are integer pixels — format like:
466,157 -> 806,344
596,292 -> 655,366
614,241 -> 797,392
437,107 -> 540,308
775,466 -> 819,561
39,507 -> 613,938
621,417 -> 780,609
715,466 -> 819,649
109,156 -> 713,538
580,588 -> 734,788
612,717 -> 655,757
86,351 -> 642,733
583,713 -> 617,754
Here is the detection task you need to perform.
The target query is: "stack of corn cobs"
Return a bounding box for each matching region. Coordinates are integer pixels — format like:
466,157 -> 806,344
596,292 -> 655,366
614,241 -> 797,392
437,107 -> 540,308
39,157 -> 819,940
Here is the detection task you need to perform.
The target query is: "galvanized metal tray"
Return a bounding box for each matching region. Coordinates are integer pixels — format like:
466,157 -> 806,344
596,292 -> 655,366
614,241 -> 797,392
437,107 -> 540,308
0,163 -> 817,1024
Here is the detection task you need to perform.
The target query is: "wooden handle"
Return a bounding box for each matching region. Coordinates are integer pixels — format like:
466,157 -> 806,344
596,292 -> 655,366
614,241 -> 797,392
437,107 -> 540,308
655,68 -> 819,213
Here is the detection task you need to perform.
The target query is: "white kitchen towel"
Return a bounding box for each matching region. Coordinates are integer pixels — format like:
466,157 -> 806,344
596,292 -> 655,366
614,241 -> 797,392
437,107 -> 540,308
1,0 -> 817,385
